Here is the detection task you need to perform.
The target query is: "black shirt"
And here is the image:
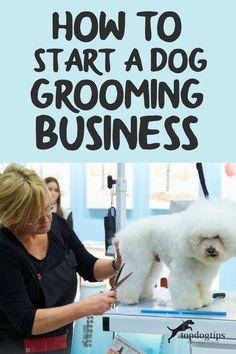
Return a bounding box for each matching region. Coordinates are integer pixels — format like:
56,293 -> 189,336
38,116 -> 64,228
0,215 -> 98,338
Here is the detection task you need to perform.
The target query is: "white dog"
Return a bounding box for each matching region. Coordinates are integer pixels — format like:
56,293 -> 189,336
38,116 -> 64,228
116,199 -> 236,310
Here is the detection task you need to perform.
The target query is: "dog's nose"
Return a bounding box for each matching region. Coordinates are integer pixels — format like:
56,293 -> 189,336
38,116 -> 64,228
206,246 -> 218,256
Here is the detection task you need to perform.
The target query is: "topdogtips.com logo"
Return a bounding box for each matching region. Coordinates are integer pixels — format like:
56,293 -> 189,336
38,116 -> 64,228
167,320 -> 226,343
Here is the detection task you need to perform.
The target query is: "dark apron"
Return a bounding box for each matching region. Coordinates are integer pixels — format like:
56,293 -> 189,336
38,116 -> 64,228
0,226 -> 78,354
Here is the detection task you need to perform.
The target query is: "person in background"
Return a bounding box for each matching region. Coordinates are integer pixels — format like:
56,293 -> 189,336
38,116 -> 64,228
0,164 -> 121,354
44,176 -> 73,229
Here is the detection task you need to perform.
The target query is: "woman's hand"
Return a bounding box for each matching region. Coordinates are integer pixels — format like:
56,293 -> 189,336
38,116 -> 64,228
81,290 -> 117,315
93,240 -> 123,281
113,239 -> 122,270
33,290 -> 117,334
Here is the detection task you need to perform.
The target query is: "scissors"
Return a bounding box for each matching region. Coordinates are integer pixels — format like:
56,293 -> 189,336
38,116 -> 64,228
110,263 -> 133,291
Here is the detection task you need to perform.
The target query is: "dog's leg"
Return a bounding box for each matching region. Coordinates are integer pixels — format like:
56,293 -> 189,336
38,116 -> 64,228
198,267 -> 218,307
198,282 -> 212,307
140,260 -> 162,300
169,271 -> 203,310
116,260 -> 153,304
167,331 -> 176,343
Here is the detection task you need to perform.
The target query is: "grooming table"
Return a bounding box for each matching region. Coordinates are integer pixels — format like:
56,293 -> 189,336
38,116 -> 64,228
102,289 -> 236,353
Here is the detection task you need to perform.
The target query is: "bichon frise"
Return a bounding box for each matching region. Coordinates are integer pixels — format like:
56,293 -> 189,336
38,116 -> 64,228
116,199 -> 236,310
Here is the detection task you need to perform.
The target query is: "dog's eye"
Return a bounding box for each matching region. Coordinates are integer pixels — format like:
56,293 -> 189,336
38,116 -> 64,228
213,235 -> 220,239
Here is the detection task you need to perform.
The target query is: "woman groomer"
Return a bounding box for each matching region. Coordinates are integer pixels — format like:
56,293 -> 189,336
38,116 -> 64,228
0,164 -> 121,354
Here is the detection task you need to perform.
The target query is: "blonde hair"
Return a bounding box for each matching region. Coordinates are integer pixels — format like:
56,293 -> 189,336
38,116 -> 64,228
0,164 -> 50,229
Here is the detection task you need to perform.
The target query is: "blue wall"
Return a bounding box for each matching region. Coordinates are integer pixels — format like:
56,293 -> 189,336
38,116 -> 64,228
70,162 -> 170,242
70,163 -> 236,291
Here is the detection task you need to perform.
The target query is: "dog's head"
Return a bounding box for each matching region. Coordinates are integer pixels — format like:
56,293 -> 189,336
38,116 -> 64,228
194,235 -> 228,264
180,198 -> 236,264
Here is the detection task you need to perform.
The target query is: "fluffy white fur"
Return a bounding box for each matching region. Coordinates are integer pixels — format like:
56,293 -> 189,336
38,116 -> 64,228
116,199 -> 236,310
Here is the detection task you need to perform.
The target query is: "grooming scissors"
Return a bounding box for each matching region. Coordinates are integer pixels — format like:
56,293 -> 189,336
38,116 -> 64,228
110,263 -> 133,291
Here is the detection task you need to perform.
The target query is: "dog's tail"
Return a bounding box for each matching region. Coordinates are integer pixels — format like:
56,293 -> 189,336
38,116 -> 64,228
167,326 -> 173,331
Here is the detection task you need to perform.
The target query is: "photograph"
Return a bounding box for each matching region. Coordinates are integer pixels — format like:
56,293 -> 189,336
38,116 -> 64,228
1,0 -> 236,353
